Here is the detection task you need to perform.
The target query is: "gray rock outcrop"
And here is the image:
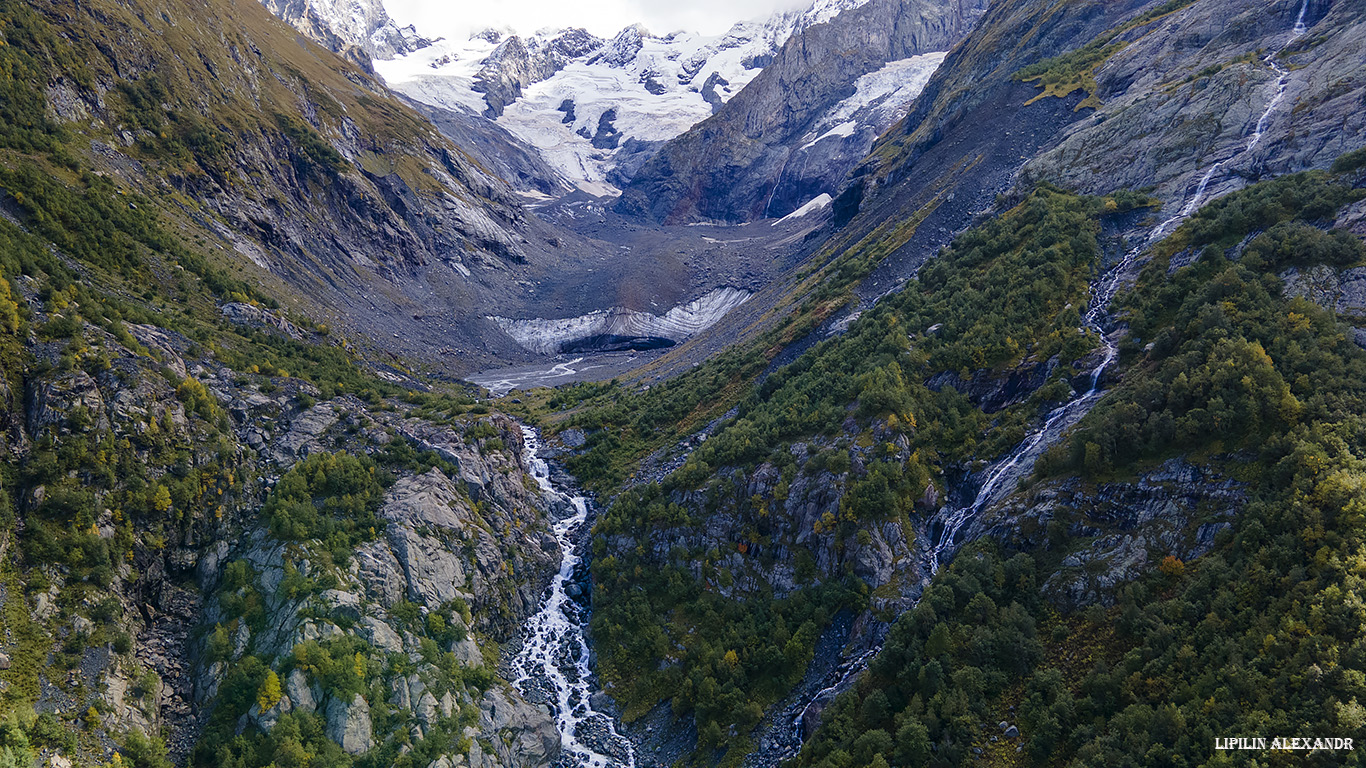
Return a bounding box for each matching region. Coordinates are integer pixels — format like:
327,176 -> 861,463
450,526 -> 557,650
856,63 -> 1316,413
326,694 -> 375,755
473,29 -> 604,117
616,0 -> 989,223
1021,0 -> 1366,217
970,458 -> 1246,610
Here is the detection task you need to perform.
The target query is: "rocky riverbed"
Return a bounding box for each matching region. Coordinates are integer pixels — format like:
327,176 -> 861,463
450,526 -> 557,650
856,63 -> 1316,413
510,427 -> 636,768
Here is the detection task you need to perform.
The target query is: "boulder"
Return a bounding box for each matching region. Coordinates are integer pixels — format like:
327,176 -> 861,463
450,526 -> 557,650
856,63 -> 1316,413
449,636 -> 483,667
478,688 -> 559,766
326,693 -> 375,755
360,616 -> 405,653
287,669 -> 317,714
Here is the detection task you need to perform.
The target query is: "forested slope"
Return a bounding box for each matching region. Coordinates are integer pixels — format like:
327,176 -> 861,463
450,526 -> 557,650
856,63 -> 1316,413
521,153 -> 1366,766
0,0 -> 566,766
797,159 -> 1366,768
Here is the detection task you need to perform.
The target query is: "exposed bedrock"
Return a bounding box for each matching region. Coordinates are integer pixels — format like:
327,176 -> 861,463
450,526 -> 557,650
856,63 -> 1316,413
616,0 -> 988,224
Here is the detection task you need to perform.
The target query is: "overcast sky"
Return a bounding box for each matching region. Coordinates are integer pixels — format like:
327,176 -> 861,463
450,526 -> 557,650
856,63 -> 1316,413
384,0 -> 810,39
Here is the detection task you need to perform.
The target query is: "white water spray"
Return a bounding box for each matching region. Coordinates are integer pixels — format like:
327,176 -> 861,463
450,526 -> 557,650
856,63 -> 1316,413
1246,0 -> 1310,152
512,427 -> 636,768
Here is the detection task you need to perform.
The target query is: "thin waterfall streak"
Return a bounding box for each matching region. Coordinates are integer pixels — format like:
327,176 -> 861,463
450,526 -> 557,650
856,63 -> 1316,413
764,151 -> 797,218
925,0 -> 1317,572
782,2 -> 1318,757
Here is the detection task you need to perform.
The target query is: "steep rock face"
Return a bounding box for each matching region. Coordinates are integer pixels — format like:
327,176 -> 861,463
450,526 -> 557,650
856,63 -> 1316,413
403,99 -> 568,194
259,0 -> 431,60
1019,0 -> 1366,217
203,440 -> 561,766
828,0 -> 1366,304
473,29 -> 605,118
615,0 -> 989,223
967,459 -> 1245,610
22,0 -> 566,375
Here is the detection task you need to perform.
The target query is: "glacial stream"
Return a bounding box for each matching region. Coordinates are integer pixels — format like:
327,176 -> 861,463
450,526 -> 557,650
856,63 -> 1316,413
785,0 -> 1316,756
512,426 -> 636,768
511,6 -> 1317,764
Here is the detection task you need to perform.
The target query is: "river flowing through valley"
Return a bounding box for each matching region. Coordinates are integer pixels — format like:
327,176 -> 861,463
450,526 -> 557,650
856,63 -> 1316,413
512,426 -> 636,768
512,6 -> 1316,763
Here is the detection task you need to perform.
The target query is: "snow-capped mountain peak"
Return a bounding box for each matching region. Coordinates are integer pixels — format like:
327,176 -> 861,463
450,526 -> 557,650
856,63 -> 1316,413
589,24 -> 651,68
261,0 -> 431,60
375,0 -> 880,193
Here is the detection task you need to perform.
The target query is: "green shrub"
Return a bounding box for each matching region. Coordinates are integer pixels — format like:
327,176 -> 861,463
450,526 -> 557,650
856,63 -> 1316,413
120,730 -> 171,768
264,452 -> 384,559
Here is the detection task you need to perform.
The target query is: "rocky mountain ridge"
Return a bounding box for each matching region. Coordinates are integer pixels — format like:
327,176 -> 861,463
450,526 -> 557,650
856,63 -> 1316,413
259,0 -> 432,62
12,0 -> 583,378
838,0 -> 1364,298
616,0 -> 990,223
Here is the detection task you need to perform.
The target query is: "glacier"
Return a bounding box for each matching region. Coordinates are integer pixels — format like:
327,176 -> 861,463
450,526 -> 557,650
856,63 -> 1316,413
374,0 -> 874,193
490,287 -> 752,355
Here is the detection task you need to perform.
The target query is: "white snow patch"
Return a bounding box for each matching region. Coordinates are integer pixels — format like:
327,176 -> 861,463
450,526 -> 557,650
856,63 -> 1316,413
801,122 -> 856,150
774,193 -> 832,224
799,51 -> 946,147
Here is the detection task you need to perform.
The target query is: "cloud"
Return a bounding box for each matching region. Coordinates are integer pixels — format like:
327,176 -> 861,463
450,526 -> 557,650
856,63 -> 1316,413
385,0 -> 810,39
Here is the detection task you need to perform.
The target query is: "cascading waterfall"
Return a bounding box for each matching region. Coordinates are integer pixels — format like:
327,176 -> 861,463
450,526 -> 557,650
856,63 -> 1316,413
1247,0 -> 1312,151
927,0 -> 1313,571
927,235 -> 1138,570
512,426 -> 635,768
764,152 -> 799,218
783,0 -> 1315,754
1156,0 -> 1311,225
